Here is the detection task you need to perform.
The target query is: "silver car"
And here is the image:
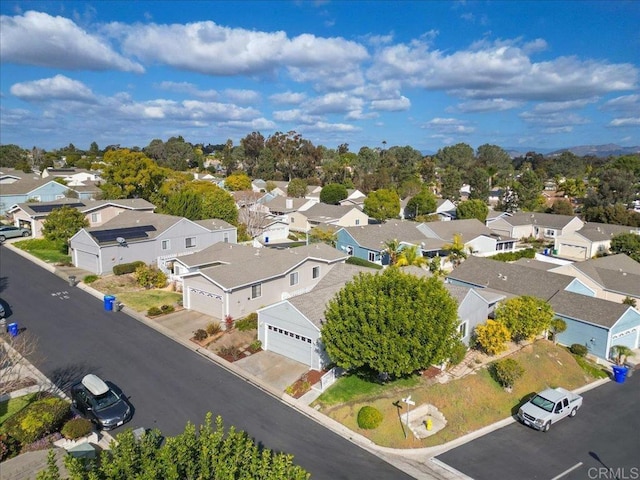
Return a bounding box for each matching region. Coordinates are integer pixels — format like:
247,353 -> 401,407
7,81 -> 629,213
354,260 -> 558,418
0,225 -> 31,241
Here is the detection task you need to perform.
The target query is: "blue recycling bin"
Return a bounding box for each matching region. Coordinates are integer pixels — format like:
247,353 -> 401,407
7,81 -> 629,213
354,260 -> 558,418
104,295 -> 116,311
7,322 -> 18,337
612,365 -> 629,384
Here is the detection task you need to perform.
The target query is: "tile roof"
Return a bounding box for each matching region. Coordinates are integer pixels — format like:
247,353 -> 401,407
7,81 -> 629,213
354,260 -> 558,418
446,255 -> 573,300
191,243 -> 348,289
548,290 -> 630,328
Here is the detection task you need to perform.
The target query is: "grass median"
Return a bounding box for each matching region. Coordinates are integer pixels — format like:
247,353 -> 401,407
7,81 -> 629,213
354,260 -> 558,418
313,340 -> 607,449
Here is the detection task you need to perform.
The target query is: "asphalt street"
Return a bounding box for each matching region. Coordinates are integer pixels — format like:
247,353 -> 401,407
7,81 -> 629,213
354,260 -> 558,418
436,368 -> 640,480
0,245 -> 413,479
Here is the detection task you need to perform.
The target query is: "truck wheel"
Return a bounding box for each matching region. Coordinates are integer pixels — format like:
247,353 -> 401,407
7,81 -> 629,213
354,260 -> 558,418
542,421 -> 551,432
569,407 -> 577,418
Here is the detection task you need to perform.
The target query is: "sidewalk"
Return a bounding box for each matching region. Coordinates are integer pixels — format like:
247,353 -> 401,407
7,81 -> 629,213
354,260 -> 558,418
1,243 -> 612,479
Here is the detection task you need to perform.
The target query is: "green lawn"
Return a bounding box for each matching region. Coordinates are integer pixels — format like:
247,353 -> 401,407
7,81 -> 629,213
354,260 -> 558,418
13,238 -> 71,264
114,290 -> 182,312
314,341 -> 602,449
314,374 -> 421,407
0,393 -> 39,427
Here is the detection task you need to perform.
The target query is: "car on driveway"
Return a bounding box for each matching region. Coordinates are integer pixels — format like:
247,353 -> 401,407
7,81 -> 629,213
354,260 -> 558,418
71,374 -> 133,430
0,225 -> 31,241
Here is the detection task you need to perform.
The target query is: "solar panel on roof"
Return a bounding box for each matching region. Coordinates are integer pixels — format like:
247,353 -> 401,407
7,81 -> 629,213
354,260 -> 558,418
91,225 -> 157,243
29,202 -> 85,213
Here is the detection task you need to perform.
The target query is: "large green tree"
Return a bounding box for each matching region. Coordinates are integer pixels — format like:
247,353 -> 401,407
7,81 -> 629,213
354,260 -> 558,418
224,172 -> 252,191
320,183 -> 348,204
41,206 -> 89,250
495,296 -> 554,342
38,413 -> 309,480
406,190 -> 437,219
456,199 -> 489,222
363,189 -> 400,222
100,149 -> 169,200
610,232 -> 640,262
321,268 -> 459,378
287,178 -> 308,198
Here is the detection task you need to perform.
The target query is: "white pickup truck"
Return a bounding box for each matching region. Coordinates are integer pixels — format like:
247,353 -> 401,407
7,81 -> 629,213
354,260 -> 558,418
517,387 -> 583,432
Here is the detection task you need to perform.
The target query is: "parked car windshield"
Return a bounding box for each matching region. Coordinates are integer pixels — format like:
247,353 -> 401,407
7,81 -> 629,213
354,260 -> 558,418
530,394 -> 554,412
90,390 -> 121,411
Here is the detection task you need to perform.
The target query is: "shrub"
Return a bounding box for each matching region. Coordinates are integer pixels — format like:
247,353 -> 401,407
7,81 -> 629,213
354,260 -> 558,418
218,345 -> 243,361
83,274 -> 99,284
113,260 -> 145,276
570,343 -> 588,357
3,397 -> 70,445
61,418 -> 93,440
0,434 -> 20,461
249,340 -> 262,352
193,329 -> 208,342
206,321 -> 222,336
489,248 -> 536,262
134,264 -> 167,289
491,358 -> 524,389
236,313 -> 258,331
160,304 -> 175,314
224,315 -> 234,331
147,306 -> 162,316
345,256 -> 383,269
357,406 -> 383,430
474,320 -> 511,355
448,340 -> 468,366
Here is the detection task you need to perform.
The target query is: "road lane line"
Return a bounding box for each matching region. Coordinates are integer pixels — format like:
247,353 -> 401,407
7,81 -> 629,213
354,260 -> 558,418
551,462 -> 583,480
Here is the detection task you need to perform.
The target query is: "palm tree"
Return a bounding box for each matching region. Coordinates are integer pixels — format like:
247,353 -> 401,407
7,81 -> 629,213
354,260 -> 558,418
611,345 -> 634,366
396,245 -> 427,268
444,233 -> 467,268
382,238 -> 402,266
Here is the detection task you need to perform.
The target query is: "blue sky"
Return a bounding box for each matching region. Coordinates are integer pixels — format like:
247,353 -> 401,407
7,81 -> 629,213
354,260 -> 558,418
1,1 -> 639,154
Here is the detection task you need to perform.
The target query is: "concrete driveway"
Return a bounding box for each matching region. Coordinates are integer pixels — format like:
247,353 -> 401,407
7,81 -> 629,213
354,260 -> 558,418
234,350 -> 309,392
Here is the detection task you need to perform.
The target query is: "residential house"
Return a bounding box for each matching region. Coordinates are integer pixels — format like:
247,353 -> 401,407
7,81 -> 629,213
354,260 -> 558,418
181,242 -> 348,320
257,263 -> 369,369
553,222 -> 639,260
69,211 -> 236,274
0,177 -> 95,215
446,256 -> 640,361
417,218 -> 516,256
8,198 -> 155,237
41,167 -> 101,184
549,254 -> 640,303
487,212 -> 583,241
289,203 -> 369,233
401,198 -> 457,220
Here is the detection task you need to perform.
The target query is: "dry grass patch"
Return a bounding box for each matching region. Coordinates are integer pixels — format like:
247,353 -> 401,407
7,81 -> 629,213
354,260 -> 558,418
320,340 -> 598,449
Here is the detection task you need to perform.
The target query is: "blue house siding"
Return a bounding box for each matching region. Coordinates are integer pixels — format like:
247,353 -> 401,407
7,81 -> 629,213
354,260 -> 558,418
610,309 -> 640,350
335,229 -> 385,265
555,315 -> 610,359
1,182 -> 71,214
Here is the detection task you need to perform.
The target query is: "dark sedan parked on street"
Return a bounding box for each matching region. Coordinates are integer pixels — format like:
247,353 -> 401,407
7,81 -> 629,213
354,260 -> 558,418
71,374 -> 133,430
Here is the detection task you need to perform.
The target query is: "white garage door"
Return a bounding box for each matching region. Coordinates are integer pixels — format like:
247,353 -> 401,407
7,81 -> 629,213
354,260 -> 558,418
187,286 -> 222,315
559,243 -> 587,260
266,324 -> 313,366
74,250 -> 99,274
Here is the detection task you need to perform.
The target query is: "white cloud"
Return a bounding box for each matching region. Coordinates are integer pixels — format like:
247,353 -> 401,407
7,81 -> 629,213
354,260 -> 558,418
532,98 -> 598,113
601,94 -> 639,113
156,81 -> 219,99
454,98 -> 521,112
269,91 -> 307,105
519,111 -> 589,127
424,117 -> 475,134
10,75 -> 96,102
0,11 -> 143,72
609,117 -> 640,127
272,109 -> 321,124
224,89 -> 261,104
306,92 -> 364,115
370,96 -> 410,112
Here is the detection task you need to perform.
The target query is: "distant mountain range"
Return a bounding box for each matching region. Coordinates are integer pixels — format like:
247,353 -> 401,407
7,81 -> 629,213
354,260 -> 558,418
505,144 -> 640,158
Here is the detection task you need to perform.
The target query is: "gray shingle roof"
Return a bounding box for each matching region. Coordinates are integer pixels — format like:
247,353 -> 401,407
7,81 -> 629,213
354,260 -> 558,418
304,203 -> 359,222
548,290 -> 630,328
288,263 -> 371,327
446,255 -> 573,300
568,254 -> 640,296
86,211 -> 184,242
192,243 -> 348,289
419,218 -> 497,242
192,218 -> 235,231
575,223 -> 635,241
340,221 -> 429,250
264,196 -> 308,212
502,212 -> 578,228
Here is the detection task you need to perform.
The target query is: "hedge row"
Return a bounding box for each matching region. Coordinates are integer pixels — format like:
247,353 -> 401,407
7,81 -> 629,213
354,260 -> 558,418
113,260 -> 145,275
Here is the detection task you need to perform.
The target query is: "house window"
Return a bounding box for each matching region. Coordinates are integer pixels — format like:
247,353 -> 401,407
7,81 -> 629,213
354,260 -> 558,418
55,194 -> 65,200
291,217 -> 295,223
368,251 -> 376,262
251,283 -> 261,299
290,272 -> 299,286
161,239 -> 171,250
223,232 -> 229,243
545,229 -> 556,237
91,213 -> 100,223
346,245 -> 353,255
185,237 -> 196,248
312,266 -> 320,279
458,322 -> 468,338
355,219 -> 360,225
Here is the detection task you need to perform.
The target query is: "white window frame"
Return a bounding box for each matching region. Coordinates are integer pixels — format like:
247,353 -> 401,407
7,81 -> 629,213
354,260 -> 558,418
368,251 -> 376,262
458,321 -> 468,339
355,219 -> 360,225
251,283 -> 262,299
161,239 -> 171,251
289,272 -> 299,286
185,237 -> 196,249
312,266 -> 320,279
91,212 -> 100,223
